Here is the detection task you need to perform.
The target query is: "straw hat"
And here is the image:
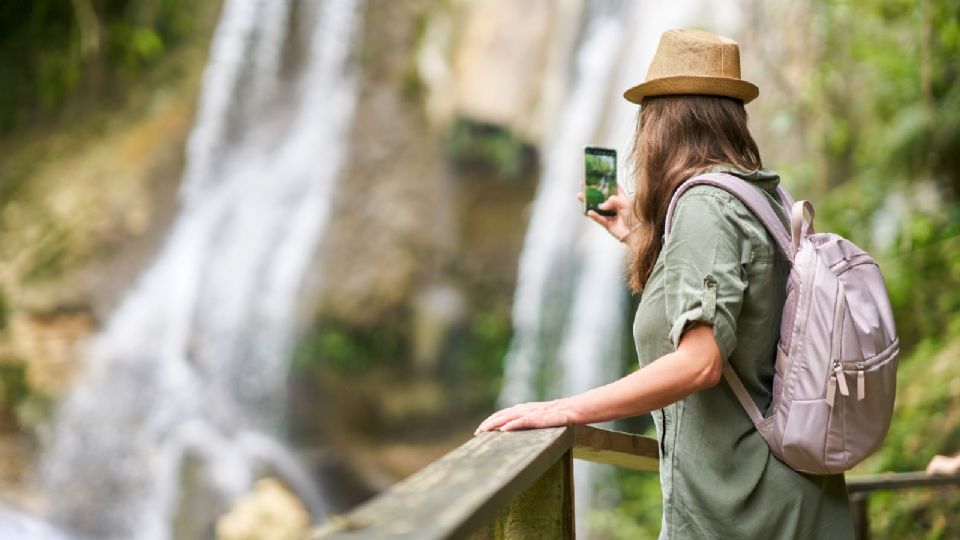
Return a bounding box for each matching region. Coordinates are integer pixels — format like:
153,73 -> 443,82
624,29 -> 759,104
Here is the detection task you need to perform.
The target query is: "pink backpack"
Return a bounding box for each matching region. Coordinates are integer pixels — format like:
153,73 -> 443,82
665,173 -> 899,475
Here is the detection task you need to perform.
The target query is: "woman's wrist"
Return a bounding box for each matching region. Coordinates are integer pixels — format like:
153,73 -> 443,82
617,225 -> 641,242
557,396 -> 590,425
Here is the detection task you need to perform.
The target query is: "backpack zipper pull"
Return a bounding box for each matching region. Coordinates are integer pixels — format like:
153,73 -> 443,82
826,374 -> 837,408
856,363 -> 865,401
834,359 -> 850,396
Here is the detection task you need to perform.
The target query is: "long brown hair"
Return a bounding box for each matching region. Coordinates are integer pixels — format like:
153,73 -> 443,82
626,95 -> 762,292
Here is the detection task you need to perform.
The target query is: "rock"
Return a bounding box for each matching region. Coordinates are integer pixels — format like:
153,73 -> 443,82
452,0 -> 583,142
308,0 -> 453,328
215,478 -> 310,540
7,309 -> 95,399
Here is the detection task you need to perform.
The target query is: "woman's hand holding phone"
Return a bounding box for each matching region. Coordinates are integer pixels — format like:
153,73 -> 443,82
577,185 -> 638,244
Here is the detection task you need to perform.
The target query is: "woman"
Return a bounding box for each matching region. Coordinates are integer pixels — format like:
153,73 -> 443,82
476,29 -> 855,539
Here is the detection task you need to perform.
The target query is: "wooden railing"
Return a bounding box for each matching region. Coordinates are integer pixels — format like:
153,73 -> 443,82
847,471 -> 960,540
308,425 -> 657,539
307,425 -> 960,540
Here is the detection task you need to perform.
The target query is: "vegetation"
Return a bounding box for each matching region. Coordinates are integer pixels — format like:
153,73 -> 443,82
447,118 -> 535,182
805,0 -> 960,352
0,0 -> 203,134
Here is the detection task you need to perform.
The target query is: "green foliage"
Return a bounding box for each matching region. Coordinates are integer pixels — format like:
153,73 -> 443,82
850,335 -> 960,538
587,464 -> 663,539
801,0 -> 960,350
293,317 -> 409,376
0,288 -> 9,333
0,362 -> 30,416
21,220 -> 73,285
0,361 -> 52,430
0,0 -> 201,133
447,118 -> 533,182
585,153 -> 615,176
293,307 -> 511,409
446,310 -> 511,406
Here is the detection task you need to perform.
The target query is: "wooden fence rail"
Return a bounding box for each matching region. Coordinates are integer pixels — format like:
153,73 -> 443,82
308,425 -> 657,540
307,425 -> 960,540
846,471 -> 960,540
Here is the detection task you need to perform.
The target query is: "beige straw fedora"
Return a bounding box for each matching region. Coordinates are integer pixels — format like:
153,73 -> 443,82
624,29 -> 759,104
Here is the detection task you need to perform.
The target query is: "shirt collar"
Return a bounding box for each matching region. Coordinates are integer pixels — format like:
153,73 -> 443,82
700,164 -> 781,194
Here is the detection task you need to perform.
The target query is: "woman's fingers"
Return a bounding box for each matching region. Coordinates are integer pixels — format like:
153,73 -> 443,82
475,402 -> 555,434
586,210 -> 612,226
500,417 -> 533,432
476,409 -> 518,433
476,401 -> 570,434
586,211 -> 624,238
475,403 -> 535,433
600,193 -> 630,211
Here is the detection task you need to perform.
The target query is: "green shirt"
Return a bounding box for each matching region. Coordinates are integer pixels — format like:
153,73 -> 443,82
633,168 -> 855,539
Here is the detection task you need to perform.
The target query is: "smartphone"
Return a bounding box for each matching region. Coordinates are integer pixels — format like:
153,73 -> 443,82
583,146 -> 617,216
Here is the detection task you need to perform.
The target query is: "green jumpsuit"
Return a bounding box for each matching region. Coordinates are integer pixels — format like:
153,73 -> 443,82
632,168 -> 855,539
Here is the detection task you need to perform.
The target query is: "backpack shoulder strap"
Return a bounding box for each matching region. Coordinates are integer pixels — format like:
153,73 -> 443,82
664,172 -> 795,261
663,172 -> 795,434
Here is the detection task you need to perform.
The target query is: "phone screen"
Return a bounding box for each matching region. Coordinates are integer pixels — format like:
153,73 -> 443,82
584,147 -> 617,216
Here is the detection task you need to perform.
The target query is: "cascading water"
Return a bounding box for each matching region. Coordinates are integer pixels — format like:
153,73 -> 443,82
498,1 -> 634,411
37,0 -> 364,538
498,0 -> 743,537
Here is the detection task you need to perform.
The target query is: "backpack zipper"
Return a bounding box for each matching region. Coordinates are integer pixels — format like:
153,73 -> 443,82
827,359 -> 851,408
830,253 -> 875,276
827,284 -> 849,408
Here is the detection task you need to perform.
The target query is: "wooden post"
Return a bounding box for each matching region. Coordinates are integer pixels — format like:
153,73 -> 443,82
850,492 -> 869,540
470,451 -> 575,539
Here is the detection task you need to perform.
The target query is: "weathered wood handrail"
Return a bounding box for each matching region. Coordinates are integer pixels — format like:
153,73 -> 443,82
846,471 -> 960,492
846,471 -> 960,540
307,424 -> 960,540
308,425 -> 658,539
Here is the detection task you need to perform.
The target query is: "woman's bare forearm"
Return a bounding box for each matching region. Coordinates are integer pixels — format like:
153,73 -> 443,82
565,344 -> 720,424
476,325 -> 723,433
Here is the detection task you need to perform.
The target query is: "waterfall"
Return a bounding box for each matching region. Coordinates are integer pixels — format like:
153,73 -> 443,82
497,0 -> 744,536
37,0 -> 364,538
498,2 -> 634,410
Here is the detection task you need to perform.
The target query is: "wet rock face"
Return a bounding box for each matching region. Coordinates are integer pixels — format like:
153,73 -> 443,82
308,0 -> 451,328
309,0 -> 575,329
452,0 -> 569,142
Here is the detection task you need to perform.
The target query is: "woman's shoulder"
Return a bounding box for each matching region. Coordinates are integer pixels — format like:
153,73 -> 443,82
671,183 -> 774,260
671,183 -> 753,229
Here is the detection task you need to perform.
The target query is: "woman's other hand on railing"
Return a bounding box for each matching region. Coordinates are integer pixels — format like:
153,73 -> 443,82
576,186 -> 639,244
926,453 -> 960,475
474,399 -> 575,435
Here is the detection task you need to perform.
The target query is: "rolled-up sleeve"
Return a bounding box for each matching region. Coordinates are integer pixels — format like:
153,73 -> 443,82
664,190 -> 749,360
